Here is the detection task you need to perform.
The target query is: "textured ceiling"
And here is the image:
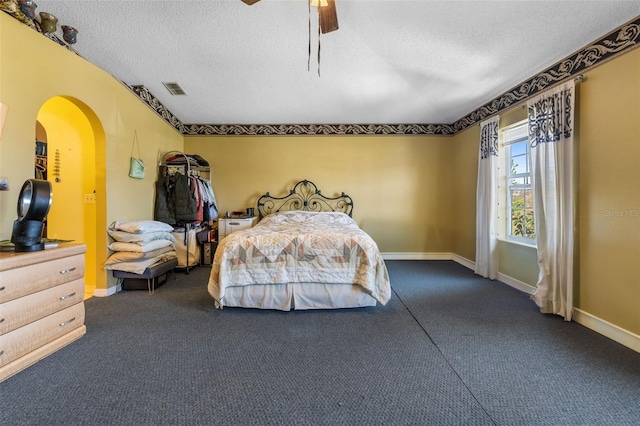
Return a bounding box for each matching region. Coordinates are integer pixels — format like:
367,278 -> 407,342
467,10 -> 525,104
38,1 -> 640,125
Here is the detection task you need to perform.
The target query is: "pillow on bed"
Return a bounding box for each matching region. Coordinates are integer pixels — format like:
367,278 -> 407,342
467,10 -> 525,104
262,210 -> 354,226
108,229 -> 175,244
108,239 -> 174,253
109,220 -> 174,234
104,246 -> 174,265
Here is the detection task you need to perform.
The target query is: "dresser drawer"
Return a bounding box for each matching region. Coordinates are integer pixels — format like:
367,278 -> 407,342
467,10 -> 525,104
0,303 -> 85,367
0,254 -> 84,303
0,279 -> 84,335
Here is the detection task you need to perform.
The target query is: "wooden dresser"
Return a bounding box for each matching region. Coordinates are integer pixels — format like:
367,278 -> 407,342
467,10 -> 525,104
0,244 -> 87,382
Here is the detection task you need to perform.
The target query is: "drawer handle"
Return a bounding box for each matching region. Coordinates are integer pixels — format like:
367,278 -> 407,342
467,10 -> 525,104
228,222 -> 240,226
59,317 -> 76,327
59,267 -> 77,275
59,292 -> 76,301
0,286 -> 5,291
0,318 -> 4,324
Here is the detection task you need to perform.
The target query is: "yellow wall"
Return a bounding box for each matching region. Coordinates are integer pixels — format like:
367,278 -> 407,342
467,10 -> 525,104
184,135 -> 453,253
0,13 -> 183,292
450,125 -> 479,262
577,47 -> 640,333
497,241 -> 538,286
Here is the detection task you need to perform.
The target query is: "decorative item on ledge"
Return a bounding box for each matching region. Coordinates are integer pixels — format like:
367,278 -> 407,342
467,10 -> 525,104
61,25 -> 78,44
0,0 -> 81,53
18,0 -> 35,19
1,0 -> 36,28
38,11 -> 57,33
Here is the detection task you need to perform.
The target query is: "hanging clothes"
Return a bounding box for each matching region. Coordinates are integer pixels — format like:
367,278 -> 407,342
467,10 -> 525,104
154,175 -> 176,225
195,177 -> 218,222
154,172 -> 197,225
155,151 -> 216,227
202,179 -> 219,219
189,175 -> 203,224
173,173 -> 198,223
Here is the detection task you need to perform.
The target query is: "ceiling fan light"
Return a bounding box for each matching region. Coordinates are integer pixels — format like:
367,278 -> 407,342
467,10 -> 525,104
319,0 -> 339,33
311,0 -> 328,7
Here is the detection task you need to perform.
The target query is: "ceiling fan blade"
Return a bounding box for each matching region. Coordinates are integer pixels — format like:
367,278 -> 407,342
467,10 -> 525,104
240,0 -> 261,5
319,0 -> 339,33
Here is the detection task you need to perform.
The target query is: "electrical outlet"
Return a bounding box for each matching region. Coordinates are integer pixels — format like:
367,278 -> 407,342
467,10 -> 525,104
84,193 -> 96,204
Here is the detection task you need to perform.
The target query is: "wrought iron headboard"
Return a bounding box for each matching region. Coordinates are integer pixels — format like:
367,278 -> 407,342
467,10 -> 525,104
257,180 -> 354,219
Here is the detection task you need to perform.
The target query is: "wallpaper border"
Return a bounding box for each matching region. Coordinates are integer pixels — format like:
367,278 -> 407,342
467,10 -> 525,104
450,15 -> 640,134
128,16 -> 639,137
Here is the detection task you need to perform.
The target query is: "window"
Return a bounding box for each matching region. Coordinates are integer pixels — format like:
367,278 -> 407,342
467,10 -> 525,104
501,121 -> 535,244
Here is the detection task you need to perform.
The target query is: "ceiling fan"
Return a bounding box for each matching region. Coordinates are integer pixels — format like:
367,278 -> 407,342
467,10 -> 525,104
240,0 -> 339,34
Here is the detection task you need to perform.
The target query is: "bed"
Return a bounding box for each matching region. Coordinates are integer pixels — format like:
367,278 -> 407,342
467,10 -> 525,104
207,180 -> 391,310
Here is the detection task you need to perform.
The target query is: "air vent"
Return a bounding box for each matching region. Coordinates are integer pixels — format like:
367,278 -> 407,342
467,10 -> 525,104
162,82 -> 187,96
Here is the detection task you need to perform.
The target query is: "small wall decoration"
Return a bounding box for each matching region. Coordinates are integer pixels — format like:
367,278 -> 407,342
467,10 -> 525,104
128,130 -> 145,179
53,148 -> 60,182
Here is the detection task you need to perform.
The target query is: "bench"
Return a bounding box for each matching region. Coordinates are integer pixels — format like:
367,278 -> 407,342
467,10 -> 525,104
112,258 -> 178,294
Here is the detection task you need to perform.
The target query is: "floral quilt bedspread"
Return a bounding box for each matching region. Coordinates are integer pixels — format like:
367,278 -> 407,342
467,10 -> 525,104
208,211 -> 390,305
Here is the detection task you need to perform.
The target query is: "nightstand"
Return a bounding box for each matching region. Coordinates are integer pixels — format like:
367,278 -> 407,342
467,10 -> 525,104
218,216 -> 258,240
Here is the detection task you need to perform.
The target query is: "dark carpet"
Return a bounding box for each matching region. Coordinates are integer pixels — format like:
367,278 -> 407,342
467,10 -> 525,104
1,261 -> 638,426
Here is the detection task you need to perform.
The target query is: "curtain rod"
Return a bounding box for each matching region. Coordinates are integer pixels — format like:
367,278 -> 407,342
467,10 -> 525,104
477,74 -> 585,125
512,74 -> 586,112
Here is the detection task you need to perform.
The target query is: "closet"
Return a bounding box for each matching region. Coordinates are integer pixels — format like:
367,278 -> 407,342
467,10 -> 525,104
155,151 -> 217,271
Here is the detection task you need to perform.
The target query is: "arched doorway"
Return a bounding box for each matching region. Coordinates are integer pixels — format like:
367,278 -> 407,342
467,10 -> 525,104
36,96 -> 107,298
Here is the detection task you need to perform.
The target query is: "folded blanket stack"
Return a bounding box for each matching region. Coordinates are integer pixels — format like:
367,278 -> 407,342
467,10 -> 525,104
105,220 -> 177,275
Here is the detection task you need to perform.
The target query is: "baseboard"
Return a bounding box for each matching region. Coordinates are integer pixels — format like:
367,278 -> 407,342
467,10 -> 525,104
92,284 -> 121,297
452,254 -> 475,270
381,252 -> 454,261
383,252 -> 475,273
573,309 -> 640,353
450,254 -> 537,294
497,272 -> 537,294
